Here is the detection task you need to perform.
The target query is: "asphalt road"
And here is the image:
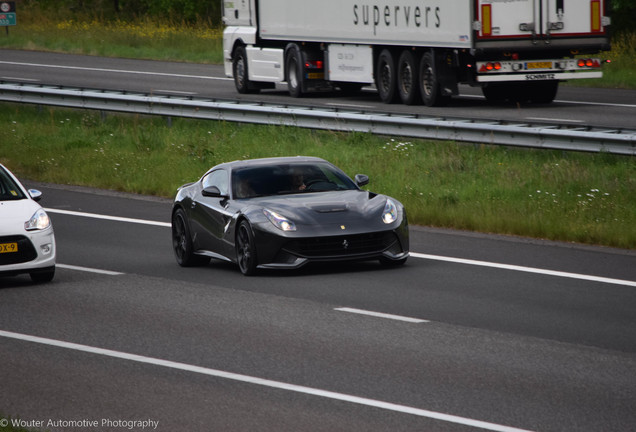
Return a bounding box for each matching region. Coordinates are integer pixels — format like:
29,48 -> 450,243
1,49 -> 636,130
1,182 -> 635,432
1,50 -> 636,431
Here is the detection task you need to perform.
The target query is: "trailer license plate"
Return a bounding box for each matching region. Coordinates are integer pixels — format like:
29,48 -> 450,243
527,61 -> 552,69
306,72 -> 324,80
0,242 -> 18,253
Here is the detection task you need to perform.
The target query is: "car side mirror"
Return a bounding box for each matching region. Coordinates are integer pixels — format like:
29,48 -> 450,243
202,186 -> 227,198
354,174 -> 369,187
28,189 -> 43,202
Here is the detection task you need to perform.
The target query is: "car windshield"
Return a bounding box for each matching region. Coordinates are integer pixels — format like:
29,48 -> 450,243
232,162 -> 358,199
0,168 -> 26,201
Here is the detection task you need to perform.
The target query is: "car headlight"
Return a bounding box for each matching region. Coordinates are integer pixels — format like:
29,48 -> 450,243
25,208 -> 51,231
263,209 -> 296,232
382,199 -> 398,224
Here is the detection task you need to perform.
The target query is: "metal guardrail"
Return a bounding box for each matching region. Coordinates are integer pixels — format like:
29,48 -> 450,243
1,82 -> 635,155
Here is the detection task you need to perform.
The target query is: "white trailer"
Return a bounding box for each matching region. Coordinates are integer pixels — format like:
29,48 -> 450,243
222,0 -> 610,106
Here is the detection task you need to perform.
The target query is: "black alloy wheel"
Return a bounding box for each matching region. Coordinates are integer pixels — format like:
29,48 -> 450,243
172,208 -> 209,267
236,220 -> 257,276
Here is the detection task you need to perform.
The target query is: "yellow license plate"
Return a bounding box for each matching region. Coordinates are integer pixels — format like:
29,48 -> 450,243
0,242 -> 18,253
306,72 -> 325,80
527,61 -> 552,69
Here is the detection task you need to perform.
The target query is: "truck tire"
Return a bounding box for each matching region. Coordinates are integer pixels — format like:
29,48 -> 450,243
232,45 -> 256,94
482,83 -> 508,103
397,50 -> 421,105
286,45 -> 304,98
483,81 -> 558,104
419,51 -> 449,107
528,81 -> 558,104
376,49 -> 398,104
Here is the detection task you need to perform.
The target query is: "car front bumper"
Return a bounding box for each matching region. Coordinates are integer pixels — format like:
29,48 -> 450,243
252,220 -> 409,270
0,229 -> 56,276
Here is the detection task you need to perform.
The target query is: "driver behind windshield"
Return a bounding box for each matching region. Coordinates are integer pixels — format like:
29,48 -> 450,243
290,167 -> 307,191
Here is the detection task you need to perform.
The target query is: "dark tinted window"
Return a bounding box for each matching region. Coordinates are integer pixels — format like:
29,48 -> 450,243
232,163 -> 357,198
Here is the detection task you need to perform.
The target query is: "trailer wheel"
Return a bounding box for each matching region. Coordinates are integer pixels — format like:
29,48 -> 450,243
397,50 -> 421,105
232,45 -> 258,94
376,49 -> 398,104
286,45 -> 304,98
528,81 -> 558,104
482,83 -> 508,103
419,51 -> 449,107
483,81 -> 558,104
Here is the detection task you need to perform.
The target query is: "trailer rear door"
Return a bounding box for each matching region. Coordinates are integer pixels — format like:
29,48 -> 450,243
475,0 -> 608,47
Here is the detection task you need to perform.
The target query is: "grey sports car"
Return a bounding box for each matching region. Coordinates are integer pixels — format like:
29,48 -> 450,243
171,156 -> 409,275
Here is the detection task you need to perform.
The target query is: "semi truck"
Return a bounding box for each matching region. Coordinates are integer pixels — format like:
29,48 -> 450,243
222,0 -> 610,106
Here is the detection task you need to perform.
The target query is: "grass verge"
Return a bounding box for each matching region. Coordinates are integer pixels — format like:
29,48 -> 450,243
1,103 -> 634,249
0,10 -> 223,64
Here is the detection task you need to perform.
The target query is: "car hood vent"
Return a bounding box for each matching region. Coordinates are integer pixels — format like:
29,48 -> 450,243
308,202 -> 349,213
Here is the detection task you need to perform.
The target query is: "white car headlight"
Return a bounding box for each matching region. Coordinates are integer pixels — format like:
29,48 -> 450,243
263,208 -> 296,232
25,208 -> 51,231
382,199 -> 398,224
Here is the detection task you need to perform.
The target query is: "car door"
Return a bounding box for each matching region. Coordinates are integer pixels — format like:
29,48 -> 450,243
189,169 -> 233,255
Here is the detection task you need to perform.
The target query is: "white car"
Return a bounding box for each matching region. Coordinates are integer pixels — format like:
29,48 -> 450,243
0,163 -> 56,283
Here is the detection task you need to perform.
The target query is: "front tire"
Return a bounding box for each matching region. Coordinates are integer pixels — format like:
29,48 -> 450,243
233,45 -> 258,94
172,208 -> 209,267
379,256 -> 408,267
236,220 -> 258,276
286,45 -> 304,98
30,266 -> 55,283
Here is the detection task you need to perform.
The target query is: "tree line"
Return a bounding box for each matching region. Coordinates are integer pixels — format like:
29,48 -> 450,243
24,0 -> 222,23
22,0 -> 636,34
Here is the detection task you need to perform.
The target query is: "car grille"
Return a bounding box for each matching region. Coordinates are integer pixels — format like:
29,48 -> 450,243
0,235 -> 37,265
283,231 -> 398,258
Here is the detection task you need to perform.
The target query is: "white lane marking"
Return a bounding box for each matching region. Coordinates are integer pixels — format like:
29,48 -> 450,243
45,208 -> 170,227
459,93 -> 636,109
412,253 -> 636,288
56,264 -> 123,276
2,76 -> 40,82
557,99 -> 636,109
0,60 -> 231,81
0,330 -> 535,432
335,307 -> 429,323
155,90 -> 197,95
525,117 -> 585,123
325,102 -> 374,109
46,208 -> 636,287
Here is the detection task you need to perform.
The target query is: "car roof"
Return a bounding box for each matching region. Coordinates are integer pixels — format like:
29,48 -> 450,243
210,156 -> 329,172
